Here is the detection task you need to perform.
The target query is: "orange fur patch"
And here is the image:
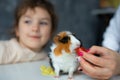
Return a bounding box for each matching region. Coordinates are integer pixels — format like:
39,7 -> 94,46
53,32 -> 71,56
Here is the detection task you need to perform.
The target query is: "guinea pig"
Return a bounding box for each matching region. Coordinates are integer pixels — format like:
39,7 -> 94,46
49,31 -> 81,80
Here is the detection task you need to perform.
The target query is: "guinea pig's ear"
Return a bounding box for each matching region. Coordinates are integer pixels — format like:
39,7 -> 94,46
53,35 -> 60,44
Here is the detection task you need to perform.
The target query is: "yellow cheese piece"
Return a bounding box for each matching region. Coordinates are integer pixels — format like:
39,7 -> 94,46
40,65 -> 55,76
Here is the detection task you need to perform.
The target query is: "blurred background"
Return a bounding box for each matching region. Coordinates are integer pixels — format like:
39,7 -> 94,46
0,0 -> 120,50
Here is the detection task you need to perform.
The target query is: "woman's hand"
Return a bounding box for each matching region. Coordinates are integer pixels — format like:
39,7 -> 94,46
79,46 -> 120,79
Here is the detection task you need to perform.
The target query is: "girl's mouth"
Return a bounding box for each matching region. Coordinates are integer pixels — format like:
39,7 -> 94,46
30,35 -> 41,39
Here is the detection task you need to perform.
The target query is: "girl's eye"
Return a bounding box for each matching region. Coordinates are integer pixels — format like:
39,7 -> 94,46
39,21 -> 48,25
24,20 -> 32,24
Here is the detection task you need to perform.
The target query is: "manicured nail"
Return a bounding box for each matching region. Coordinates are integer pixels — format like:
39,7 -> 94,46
78,51 -> 83,56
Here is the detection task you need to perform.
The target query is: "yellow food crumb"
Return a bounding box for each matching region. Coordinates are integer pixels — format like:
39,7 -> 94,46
40,65 -> 55,76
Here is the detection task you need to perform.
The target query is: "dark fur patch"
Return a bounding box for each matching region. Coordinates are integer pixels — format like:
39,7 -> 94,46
49,56 -> 55,70
59,36 -> 70,44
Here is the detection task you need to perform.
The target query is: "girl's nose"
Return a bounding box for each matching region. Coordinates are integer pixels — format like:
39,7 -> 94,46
32,25 -> 40,32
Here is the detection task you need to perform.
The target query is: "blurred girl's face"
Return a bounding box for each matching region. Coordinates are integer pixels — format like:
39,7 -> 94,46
16,7 -> 52,52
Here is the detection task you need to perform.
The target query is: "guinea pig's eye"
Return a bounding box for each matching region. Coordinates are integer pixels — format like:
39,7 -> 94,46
59,36 -> 70,44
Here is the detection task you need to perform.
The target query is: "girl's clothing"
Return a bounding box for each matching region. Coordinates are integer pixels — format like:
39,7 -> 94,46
102,6 -> 120,52
0,38 -> 48,64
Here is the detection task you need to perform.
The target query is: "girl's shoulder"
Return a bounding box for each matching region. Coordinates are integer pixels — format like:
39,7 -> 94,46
0,38 -> 18,46
0,38 -> 20,53
0,39 -> 11,48
0,38 -> 18,64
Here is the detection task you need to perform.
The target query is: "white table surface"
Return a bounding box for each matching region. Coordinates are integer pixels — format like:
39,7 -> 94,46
0,60 -> 119,80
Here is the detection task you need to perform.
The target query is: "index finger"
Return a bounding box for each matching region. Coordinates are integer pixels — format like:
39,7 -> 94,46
88,46 -> 109,56
82,51 -> 107,67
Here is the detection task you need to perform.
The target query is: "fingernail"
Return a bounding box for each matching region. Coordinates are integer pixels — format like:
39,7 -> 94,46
78,51 -> 83,56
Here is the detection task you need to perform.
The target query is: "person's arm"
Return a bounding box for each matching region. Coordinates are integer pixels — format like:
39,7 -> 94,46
79,46 -> 120,79
102,6 -> 120,52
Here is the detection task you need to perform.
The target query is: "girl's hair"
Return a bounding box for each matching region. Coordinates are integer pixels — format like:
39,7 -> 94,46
12,0 -> 58,38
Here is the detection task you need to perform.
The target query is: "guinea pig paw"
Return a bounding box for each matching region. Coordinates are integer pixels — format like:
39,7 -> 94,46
68,77 -> 74,80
